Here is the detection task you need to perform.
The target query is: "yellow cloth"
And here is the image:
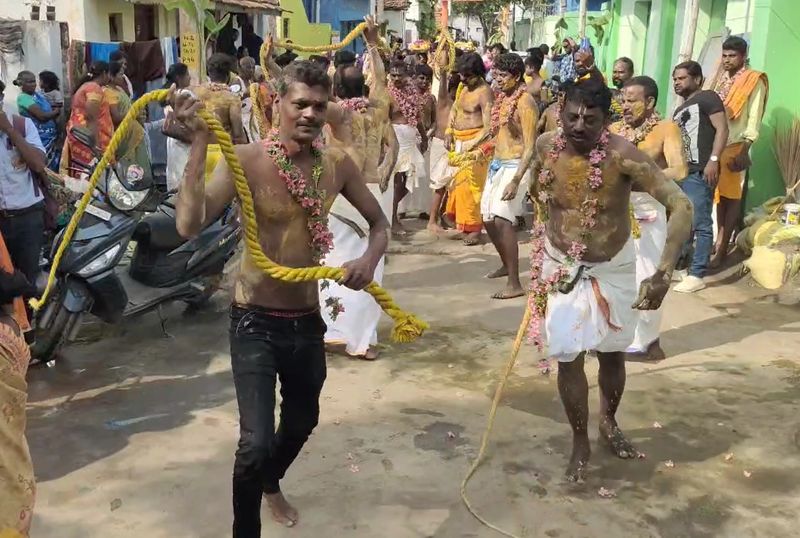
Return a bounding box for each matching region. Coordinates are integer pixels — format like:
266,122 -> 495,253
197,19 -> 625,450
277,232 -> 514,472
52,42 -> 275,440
715,142 -> 745,202
205,143 -> 223,181
445,128 -> 488,233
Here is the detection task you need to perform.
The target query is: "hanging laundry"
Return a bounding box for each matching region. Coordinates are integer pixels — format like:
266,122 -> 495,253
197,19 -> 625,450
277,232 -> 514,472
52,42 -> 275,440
121,40 -> 165,97
87,42 -> 121,63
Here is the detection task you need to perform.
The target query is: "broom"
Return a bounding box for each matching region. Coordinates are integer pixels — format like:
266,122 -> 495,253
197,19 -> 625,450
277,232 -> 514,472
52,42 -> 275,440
774,116 -> 800,202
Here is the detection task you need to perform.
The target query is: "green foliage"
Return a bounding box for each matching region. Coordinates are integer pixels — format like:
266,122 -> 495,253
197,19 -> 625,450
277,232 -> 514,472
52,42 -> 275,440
165,0 -> 233,78
452,0 -> 508,43
551,16 -> 568,53
416,0 -> 439,41
587,11 -> 612,45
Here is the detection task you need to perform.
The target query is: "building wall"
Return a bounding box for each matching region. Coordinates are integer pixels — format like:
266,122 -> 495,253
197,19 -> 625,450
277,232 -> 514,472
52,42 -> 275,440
385,10 -> 405,43
318,0 -> 369,53
745,0 -> 799,210
279,0 -> 331,56
0,21 -> 63,114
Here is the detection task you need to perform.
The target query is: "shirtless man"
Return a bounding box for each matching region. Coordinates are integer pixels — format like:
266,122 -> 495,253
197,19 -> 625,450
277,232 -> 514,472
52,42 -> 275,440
525,48 -> 546,107
173,60 -> 389,534
537,81 -> 569,135
194,53 -> 247,145
529,79 -> 692,481
481,54 -> 538,300
321,17 -> 398,360
426,47 -> 460,233
388,61 -> 428,235
610,76 -> 687,361
444,52 -> 493,245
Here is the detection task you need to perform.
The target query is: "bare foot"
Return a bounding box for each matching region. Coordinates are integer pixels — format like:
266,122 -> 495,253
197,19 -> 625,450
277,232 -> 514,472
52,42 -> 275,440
485,267 -> 508,279
646,339 -> 666,361
599,418 -> 638,459
463,232 -> 481,246
265,492 -> 299,527
491,286 -> 525,300
360,346 -> 380,361
566,434 -> 591,482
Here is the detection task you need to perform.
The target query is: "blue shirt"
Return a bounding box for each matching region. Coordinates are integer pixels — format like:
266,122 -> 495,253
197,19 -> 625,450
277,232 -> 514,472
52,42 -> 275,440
0,109 -> 46,210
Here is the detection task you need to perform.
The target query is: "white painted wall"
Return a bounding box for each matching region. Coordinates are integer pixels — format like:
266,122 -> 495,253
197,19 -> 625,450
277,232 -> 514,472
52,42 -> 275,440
385,10 -> 405,42
0,21 -> 63,114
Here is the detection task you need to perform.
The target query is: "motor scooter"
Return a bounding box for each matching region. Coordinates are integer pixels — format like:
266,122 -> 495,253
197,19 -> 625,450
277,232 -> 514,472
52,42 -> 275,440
34,130 -> 241,361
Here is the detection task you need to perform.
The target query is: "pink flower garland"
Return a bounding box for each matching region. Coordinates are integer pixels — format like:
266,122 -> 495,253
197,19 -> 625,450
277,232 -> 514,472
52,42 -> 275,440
527,129 -> 610,350
490,84 -> 527,137
388,83 -> 425,128
339,97 -> 370,114
262,129 -> 333,264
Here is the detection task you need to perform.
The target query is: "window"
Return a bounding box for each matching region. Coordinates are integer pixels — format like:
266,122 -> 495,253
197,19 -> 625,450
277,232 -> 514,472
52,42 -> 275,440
282,18 -> 290,40
30,5 -> 40,20
46,6 -> 55,21
109,13 -> 123,41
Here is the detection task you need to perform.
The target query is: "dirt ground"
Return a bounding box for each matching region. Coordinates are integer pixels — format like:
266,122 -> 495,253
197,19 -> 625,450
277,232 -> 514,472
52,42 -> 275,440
27,228 -> 800,538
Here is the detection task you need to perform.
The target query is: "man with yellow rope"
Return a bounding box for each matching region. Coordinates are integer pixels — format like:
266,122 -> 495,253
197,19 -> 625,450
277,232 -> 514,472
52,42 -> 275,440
609,76 -> 688,362
319,16 -> 398,360
529,79 -> 692,482
172,60 -> 389,534
481,53 -> 538,300
444,52 -> 493,246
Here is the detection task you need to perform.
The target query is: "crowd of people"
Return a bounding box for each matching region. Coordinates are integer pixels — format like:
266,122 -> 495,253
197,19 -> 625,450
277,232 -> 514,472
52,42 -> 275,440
0,14 -> 769,536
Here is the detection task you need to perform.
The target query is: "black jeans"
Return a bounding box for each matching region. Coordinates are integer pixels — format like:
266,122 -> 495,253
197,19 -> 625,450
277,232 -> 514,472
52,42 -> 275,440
229,304 -> 327,538
0,204 -> 44,286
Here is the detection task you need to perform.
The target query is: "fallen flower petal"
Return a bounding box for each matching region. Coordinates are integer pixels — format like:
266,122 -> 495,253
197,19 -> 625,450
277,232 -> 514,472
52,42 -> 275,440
653,421 -> 662,429
597,487 -> 617,498
663,460 -> 675,468
724,453 -> 734,463
743,470 -> 752,478
349,464 -> 360,473
447,431 -> 456,439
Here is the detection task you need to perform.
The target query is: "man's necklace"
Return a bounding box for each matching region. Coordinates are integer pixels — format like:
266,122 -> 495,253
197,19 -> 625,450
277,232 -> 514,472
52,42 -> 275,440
716,68 -> 745,103
616,111 -> 661,146
490,85 -> 527,137
261,129 -> 331,264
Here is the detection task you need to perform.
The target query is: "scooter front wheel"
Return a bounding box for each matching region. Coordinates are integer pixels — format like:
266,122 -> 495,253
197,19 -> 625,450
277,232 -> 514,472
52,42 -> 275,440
32,299 -> 82,363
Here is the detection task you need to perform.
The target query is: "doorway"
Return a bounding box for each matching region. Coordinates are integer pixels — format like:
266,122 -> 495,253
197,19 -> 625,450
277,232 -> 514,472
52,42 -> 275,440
134,4 -> 157,41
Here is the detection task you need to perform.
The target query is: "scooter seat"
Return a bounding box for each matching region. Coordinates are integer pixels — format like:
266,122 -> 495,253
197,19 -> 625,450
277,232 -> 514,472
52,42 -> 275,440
133,211 -> 187,251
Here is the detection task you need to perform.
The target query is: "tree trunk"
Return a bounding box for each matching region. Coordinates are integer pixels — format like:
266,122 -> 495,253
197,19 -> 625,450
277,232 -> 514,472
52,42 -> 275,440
578,0 -> 588,39
679,0 -> 701,61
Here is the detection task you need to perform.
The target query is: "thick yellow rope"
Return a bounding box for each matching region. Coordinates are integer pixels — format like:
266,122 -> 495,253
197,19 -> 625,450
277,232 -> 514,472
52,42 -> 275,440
278,22 -> 367,53
249,82 -> 269,139
33,89 -> 428,343
460,306 -> 531,538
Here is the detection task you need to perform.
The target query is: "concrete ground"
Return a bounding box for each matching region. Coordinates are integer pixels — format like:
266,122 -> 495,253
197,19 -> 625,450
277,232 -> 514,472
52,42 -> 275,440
28,225 -> 800,538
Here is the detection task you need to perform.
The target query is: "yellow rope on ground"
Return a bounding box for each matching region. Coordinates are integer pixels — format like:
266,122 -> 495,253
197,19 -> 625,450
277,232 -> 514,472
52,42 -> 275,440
32,89 -> 428,343
460,305 -> 531,538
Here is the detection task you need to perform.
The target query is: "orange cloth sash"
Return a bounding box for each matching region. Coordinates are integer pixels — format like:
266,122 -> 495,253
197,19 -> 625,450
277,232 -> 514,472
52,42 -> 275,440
724,70 -> 769,121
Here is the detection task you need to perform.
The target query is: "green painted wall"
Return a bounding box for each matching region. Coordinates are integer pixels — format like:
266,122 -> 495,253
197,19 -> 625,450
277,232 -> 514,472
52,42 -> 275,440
745,0 -> 800,210
279,0 -> 332,58
654,0 -> 677,116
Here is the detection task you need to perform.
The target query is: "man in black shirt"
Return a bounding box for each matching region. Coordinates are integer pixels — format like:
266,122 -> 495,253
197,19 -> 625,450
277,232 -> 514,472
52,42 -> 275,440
671,61 -> 729,293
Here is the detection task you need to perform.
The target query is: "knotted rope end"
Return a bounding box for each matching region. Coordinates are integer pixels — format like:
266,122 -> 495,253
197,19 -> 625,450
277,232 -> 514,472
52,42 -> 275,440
390,314 -> 429,343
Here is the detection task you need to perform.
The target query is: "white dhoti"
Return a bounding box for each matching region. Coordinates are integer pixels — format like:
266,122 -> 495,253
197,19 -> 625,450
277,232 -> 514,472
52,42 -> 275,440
320,184 -> 393,356
393,124 -> 429,215
543,237 -> 637,362
480,158 -> 529,222
627,192 -> 667,353
429,137 -> 454,190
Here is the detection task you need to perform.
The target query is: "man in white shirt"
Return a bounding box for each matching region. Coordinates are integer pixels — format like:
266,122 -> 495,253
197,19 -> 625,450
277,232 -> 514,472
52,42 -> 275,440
0,80 -> 47,288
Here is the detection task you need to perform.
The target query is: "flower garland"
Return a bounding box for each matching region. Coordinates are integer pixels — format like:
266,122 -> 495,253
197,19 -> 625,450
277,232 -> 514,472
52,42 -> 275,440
389,83 -> 425,128
527,129 -> 611,349
490,84 -> 528,137
262,129 -> 332,264
614,110 -> 661,147
339,97 -> 370,114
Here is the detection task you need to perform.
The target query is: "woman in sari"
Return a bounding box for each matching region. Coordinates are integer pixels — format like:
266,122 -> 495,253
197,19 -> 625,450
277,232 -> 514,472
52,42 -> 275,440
105,60 -> 150,176
0,232 -> 36,537
60,61 -> 112,179
13,71 -> 60,171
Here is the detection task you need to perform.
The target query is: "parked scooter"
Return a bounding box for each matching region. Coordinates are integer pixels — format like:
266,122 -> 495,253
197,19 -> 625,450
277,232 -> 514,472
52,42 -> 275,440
34,130 -> 241,362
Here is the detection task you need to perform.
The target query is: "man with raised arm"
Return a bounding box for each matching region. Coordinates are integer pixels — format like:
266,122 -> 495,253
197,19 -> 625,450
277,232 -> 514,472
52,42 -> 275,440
173,60 -> 389,535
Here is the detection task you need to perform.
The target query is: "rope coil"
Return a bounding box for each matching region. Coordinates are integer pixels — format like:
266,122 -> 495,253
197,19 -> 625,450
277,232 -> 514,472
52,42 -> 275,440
32,89 -> 427,344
